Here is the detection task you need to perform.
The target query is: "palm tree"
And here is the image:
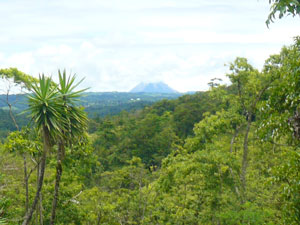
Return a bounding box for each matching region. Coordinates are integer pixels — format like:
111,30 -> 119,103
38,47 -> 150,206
22,75 -> 64,225
50,70 -> 88,225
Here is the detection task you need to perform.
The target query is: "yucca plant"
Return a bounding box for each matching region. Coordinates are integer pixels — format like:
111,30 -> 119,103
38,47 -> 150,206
50,70 -> 88,225
22,71 -> 88,225
22,74 -> 65,225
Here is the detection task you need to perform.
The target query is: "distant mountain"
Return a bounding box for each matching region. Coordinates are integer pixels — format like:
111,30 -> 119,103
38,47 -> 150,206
130,82 -> 178,93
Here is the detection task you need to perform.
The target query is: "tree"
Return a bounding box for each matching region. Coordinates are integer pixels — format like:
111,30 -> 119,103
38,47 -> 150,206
22,75 -> 63,225
258,38 -> 300,224
0,68 -> 38,214
50,70 -> 88,225
227,58 -> 274,201
267,0 -> 300,26
3,128 -> 41,215
0,68 -> 38,90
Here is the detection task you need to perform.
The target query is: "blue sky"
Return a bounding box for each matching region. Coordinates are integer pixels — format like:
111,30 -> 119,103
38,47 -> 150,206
0,0 -> 299,92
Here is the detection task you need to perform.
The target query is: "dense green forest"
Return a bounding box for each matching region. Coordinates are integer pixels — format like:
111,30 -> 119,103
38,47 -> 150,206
1,2 -> 300,225
0,92 -> 182,140
1,39 -> 299,224
0,92 -> 183,116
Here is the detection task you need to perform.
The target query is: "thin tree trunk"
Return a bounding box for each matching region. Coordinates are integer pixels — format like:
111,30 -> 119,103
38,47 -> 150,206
36,161 -> 39,225
50,142 -> 64,225
239,83 -> 270,202
228,126 -> 242,198
96,212 -> 101,225
6,93 -> 31,212
35,160 -> 43,225
22,126 -> 50,225
23,149 -> 46,225
6,92 -> 19,131
23,154 -> 29,212
230,125 -> 241,153
240,114 -> 252,202
39,192 -> 44,225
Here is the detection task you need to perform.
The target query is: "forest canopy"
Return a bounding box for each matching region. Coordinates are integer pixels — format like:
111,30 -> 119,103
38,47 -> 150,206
0,38 -> 299,224
0,1 -> 300,224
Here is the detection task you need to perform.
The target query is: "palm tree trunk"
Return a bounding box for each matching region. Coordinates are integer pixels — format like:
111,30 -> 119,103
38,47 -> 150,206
50,141 -> 64,225
22,126 -> 50,225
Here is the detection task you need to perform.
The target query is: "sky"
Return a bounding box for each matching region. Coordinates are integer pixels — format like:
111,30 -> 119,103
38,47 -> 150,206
0,0 -> 299,92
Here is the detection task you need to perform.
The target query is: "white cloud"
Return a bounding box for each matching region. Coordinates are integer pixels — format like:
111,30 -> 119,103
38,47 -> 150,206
1,52 -> 35,74
0,0 -> 300,92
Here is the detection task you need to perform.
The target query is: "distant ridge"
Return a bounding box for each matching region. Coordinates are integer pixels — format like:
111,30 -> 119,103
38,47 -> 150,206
130,82 -> 178,93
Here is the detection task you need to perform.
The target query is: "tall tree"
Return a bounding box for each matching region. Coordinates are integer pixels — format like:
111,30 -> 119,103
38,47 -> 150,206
259,38 -> 300,224
22,75 -> 63,225
50,70 -> 88,225
227,58 -> 274,201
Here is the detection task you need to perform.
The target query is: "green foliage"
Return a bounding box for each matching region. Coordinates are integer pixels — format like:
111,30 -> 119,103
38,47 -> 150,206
93,109 -> 181,169
57,69 -> 88,140
0,68 -> 38,90
257,38 -> 300,224
267,0 -> 300,26
79,157 -> 151,225
0,146 -> 28,221
271,149 -> 300,224
259,38 -> 300,142
26,74 -> 63,138
172,92 -> 218,138
72,43 -> 300,224
149,148 -> 240,224
3,128 -> 41,155
185,110 -> 243,152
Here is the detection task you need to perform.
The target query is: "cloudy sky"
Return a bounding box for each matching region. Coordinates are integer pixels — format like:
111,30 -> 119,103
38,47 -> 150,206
0,0 -> 299,92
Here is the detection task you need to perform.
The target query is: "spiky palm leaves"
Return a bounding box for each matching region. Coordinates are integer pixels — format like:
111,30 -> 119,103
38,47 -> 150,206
57,69 -> 88,141
27,71 -> 87,142
23,75 -> 61,225
23,71 -> 88,225
50,70 -> 88,224
27,75 -> 63,139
